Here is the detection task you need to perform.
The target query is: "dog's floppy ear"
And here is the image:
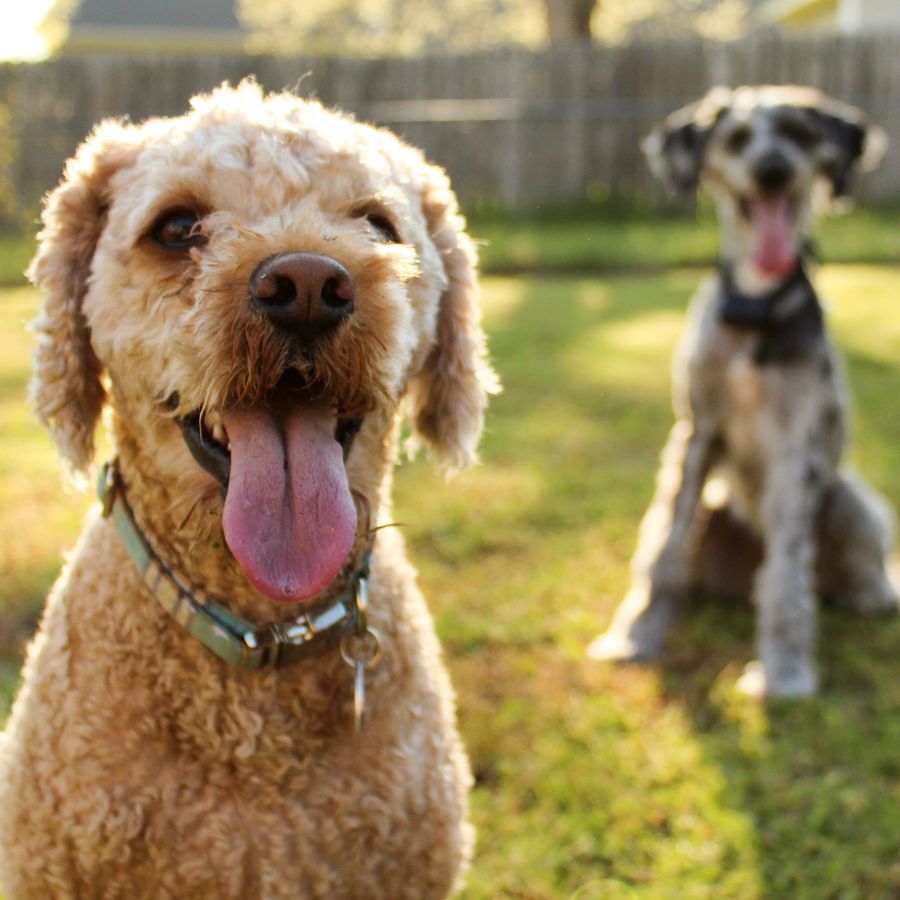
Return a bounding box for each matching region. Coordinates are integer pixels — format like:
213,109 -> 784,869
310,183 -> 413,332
29,120 -> 138,473
406,165 -> 500,472
643,86 -> 732,193
809,96 -> 887,197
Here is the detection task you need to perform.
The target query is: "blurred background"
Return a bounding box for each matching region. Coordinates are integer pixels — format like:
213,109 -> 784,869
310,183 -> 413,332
3,0 -> 900,228
3,2 -> 900,898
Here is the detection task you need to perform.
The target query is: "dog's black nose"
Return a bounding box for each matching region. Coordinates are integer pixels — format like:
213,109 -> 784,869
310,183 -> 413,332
754,151 -> 793,194
249,252 -> 355,340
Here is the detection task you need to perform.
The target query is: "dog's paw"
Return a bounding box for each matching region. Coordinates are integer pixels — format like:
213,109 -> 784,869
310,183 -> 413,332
736,660 -> 818,699
586,631 -> 658,663
588,582 -> 681,664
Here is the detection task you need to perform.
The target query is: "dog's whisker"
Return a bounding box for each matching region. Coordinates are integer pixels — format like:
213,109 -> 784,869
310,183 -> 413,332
369,522 -> 408,534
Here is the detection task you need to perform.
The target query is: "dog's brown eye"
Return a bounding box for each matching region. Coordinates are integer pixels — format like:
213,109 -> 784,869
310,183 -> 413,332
365,213 -> 400,244
151,209 -> 205,251
726,126 -> 752,154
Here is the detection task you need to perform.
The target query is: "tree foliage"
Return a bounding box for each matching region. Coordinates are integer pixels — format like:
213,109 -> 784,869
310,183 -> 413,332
239,0 -> 748,51
36,0 -> 81,53
239,0 -> 546,55
40,0 -> 750,57
543,0 -> 597,41
595,0 -> 747,43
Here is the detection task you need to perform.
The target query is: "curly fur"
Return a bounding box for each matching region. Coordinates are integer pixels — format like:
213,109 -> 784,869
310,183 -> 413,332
0,81 -> 499,898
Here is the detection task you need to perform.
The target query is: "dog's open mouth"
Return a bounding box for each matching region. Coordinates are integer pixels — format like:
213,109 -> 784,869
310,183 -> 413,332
738,194 -> 799,279
172,371 -> 363,605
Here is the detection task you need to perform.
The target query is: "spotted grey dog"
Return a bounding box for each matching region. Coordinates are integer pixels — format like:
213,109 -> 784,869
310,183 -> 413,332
589,85 -> 897,698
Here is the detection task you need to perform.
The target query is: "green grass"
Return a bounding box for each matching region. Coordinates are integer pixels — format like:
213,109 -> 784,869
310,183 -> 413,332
0,234 -> 34,286
469,203 -> 900,273
3,261 -> 900,896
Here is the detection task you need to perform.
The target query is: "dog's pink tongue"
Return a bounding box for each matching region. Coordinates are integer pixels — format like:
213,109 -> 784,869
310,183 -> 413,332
222,405 -> 357,604
751,196 -> 796,278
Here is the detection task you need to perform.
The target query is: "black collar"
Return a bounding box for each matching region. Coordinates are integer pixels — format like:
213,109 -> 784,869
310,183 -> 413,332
717,260 -> 824,364
718,261 -> 812,328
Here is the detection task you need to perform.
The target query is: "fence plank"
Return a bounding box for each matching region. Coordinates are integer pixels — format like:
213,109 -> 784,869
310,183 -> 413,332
2,37 -> 897,214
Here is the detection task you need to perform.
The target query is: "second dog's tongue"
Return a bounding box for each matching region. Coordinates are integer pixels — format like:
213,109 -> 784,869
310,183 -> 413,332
751,196 -> 796,278
222,404 -> 357,604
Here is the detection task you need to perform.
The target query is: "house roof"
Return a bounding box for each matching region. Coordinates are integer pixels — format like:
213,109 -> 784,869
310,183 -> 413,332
64,0 -> 246,53
69,0 -> 242,31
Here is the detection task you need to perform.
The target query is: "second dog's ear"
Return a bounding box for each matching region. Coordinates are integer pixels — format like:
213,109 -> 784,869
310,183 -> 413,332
406,166 -> 500,472
810,98 -> 887,197
643,86 -> 732,193
29,120 -> 139,474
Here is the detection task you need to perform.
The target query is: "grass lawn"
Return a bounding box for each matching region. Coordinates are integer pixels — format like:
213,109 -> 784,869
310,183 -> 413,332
3,264 -> 900,897
469,203 -> 900,273
0,235 -> 35,287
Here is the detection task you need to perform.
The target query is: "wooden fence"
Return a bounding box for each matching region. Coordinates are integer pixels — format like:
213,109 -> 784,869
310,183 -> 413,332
3,34 -> 900,216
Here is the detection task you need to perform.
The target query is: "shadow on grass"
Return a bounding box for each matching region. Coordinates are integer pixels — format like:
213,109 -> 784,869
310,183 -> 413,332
658,597 -> 900,899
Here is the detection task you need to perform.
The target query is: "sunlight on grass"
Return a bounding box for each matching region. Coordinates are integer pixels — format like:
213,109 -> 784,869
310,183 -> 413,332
571,307 -> 685,393
820,266 -> 900,364
818,266 -> 900,505
478,275 -> 528,325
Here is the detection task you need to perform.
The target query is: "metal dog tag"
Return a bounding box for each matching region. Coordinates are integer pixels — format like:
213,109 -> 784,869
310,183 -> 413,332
353,658 -> 367,732
341,627 -> 382,734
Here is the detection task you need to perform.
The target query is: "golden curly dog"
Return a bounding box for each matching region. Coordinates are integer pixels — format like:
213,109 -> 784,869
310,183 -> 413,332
0,81 -> 498,899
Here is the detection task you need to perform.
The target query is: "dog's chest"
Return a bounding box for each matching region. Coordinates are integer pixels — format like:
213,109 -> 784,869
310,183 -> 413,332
718,338 -> 769,465
726,351 -> 763,414
700,322 -> 841,508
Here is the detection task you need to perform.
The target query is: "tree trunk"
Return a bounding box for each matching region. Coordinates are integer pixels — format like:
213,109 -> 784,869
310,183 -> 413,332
544,0 -> 597,41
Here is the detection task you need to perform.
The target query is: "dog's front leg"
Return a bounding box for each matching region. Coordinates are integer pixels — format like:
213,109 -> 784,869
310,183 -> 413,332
739,453 -> 822,698
589,418 -> 718,661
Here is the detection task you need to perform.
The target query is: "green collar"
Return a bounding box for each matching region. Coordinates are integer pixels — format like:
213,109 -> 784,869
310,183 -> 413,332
97,460 -> 371,672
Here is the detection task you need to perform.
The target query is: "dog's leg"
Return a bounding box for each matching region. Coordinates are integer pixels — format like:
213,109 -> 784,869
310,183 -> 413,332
739,454 -> 822,699
589,419 -> 718,661
817,471 -> 899,615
